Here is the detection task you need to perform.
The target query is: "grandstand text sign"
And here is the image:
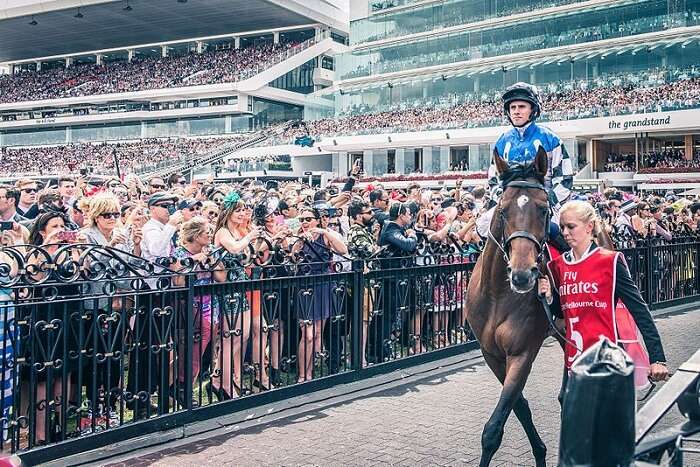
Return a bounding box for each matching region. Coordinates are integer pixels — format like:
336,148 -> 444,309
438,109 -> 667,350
607,115 -> 671,131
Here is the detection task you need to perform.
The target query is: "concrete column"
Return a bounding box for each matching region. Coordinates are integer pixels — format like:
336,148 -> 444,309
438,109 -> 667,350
661,53 -> 668,68
196,41 -> 204,54
468,145 -> 480,171
141,121 -> 147,138
395,148 -> 406,174
35,61 -> 42,71
592,61 -> 599,78
363,150 -> 373,176
225,115 -> 232,133
339,152 -> 350,176
439,146 -> 450,173
273,32 -> 280,44
96,54 -> 103,66
65,127 -> 72,143
234,37 -> 241,49
127,49 -> 135,62
65,57 -> 73,68
530,68 -> 536,84
473,76 -> 480,93
422,146 -> 434,174
314,26 -> 321,40
161,46 -> 169,57
685,135 -> 693,160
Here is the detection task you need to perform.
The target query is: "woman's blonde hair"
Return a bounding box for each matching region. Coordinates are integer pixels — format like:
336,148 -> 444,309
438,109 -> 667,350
201,200 -> 218,213
179,216 -> 209,246
86,192 -> 121,227
559,200 -> 604,238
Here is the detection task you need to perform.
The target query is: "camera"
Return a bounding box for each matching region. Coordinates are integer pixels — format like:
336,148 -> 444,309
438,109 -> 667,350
253,203 -> 269,226
313,201 -> 340,218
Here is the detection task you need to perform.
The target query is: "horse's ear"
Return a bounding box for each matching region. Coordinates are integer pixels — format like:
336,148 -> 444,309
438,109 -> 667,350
493,148 -> 509,175
534,146 -> 548,178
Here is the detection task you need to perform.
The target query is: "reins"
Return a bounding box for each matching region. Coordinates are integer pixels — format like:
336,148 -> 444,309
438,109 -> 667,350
487,178 -> 583,354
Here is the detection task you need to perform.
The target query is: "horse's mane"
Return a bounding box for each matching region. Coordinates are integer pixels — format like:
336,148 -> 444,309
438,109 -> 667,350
499,162 -> 545,187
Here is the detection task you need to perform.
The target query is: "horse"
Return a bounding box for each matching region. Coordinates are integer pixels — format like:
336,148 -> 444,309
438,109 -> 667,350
466,147 -> 551,466
467,146 -> 617,466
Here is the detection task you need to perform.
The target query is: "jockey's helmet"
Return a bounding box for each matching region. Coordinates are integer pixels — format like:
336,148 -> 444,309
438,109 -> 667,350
502,82 -> 542,125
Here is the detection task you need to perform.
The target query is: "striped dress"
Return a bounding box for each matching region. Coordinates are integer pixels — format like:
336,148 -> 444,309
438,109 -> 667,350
0,289 -> 15,442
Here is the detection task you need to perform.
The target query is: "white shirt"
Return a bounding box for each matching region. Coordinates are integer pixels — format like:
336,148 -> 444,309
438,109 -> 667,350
141,218 -> 177,263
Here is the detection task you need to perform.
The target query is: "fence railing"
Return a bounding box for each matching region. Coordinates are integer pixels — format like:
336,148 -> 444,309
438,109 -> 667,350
0,236 -> 697,463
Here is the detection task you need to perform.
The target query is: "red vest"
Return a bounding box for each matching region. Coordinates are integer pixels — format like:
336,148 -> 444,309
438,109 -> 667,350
547,247 -> 620,368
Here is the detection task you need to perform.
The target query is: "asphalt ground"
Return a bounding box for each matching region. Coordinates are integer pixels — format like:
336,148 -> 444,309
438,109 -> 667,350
91,308 -> 700,467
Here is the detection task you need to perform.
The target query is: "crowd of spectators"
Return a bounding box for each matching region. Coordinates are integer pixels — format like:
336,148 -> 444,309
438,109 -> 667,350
603,153 -> 636,172
604,149 -> 700,173
0,41 -> 299,103
289,69 -> 700,140
0,136 -> 242,176
0,163 -> 698,443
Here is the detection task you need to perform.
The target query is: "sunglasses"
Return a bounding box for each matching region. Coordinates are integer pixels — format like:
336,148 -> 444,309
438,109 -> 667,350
155,203 -> 175,209
212,197 -> 224,203
99,212 -> 120,219
150,184 -> 166,190
22,188 -> 38,194
300,216 -> 316,222
177,180 -> 187,185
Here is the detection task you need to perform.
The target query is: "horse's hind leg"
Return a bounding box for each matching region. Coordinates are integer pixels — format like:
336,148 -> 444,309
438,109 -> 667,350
513,395 -> 547,467
479,353 -> 535,467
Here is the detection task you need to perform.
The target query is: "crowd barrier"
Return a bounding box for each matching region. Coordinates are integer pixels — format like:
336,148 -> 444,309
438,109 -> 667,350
0,235 -> 697,463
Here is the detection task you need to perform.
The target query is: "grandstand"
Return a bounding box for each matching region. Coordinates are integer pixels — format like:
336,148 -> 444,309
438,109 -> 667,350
5,0 -> 700,192
0,0 -> 348,180
304,0 -> 700,192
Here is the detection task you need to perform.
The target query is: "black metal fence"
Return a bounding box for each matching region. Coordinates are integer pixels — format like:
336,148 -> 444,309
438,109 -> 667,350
0,236 -> 697,464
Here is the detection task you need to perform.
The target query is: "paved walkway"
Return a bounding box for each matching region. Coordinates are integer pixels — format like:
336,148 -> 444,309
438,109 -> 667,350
102,309 -> 699,467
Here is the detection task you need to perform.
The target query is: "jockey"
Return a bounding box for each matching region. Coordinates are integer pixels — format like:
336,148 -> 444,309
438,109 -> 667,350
476,82 -> 573,250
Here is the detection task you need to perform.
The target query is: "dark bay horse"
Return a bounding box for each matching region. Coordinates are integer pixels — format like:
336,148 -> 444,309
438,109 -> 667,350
467,147 -> 616,466
466,146 -> 554,467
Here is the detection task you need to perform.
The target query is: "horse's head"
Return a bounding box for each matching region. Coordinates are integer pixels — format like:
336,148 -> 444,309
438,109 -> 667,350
492,146 -> 550,294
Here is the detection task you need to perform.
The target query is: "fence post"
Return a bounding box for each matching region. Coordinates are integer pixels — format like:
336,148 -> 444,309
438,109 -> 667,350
695,241 -> 700,297
644,240 -> 654,306
184,274 -> 194,411
351,260 -> 364,371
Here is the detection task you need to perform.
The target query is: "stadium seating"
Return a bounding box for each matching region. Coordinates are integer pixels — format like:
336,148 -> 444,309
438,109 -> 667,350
287,68 -> 700,140
0,137 -> 243,176
0,42 -> 297,103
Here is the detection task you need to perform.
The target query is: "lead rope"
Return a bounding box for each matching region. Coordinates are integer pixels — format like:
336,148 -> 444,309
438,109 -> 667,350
535,269 -> 583,355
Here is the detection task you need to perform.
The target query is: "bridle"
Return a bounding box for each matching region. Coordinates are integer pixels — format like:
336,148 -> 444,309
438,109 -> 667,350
488,179 -> 588,356
487,180 -> 551,266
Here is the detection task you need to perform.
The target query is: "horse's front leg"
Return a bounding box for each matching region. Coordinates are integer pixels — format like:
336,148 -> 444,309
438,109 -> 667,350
480,353 -> 536,467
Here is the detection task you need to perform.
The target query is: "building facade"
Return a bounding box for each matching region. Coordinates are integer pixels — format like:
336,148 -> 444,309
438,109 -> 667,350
321,0 -> 700,186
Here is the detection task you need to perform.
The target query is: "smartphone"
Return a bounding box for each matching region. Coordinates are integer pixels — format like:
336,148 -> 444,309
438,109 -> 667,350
0,222 -> 13,231
58,230 -> 78,242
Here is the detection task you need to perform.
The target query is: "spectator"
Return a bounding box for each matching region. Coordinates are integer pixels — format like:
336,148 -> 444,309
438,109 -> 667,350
15,179 -> 39,220
57,177 -> 77,206
0,185 -> 28,226
369,189 -> 390,229
347,199 -> 380,367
